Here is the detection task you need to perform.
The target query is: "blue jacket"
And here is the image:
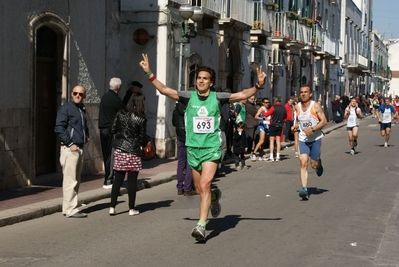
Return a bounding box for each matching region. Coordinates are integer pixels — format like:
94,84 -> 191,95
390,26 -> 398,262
55,100 -> 89,147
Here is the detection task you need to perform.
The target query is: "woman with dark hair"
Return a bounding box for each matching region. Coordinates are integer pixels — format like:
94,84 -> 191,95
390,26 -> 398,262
109,92 -> 147,216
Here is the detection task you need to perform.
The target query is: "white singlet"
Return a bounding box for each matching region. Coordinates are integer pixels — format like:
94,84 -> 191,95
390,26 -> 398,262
297,101 -> 323,142
346,107 -> 359,128
382,106 -> 393,123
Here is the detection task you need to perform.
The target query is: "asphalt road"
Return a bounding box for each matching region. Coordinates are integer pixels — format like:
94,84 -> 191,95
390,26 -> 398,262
1,117 -> 398,267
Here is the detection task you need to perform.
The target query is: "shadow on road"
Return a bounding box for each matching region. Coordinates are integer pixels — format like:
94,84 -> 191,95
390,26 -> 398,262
184,215 -> 282,243
83,200 -> 174,215
307,187 -> 329,197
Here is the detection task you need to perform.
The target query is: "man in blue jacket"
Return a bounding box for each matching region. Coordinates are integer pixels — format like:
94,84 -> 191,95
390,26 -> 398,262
55,85 -> 89,218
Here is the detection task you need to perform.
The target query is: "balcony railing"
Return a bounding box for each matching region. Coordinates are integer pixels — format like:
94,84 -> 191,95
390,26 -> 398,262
322,32 -> 338,56
273,12 -> 313,44
221,0 -> 253,26
180,0 -> 253,26
170,0 -> 223,17
252,1 -> 274,32
348,53 -> 368,69
190,0 -> 222,15
314,24 -> 323,48
297,22 -> 312,44
274,12 -> 295,40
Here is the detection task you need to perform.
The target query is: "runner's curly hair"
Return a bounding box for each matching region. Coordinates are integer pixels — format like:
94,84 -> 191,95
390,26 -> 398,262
196,66 -> 216,84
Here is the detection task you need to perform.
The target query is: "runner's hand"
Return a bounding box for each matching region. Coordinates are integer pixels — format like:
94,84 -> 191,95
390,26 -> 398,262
303,127 -> 312,136
256,65 -> 267,87
139,54 -> 151,73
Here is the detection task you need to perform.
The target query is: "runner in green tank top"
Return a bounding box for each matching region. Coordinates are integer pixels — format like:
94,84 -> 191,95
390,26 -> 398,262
139,53 -> 266,243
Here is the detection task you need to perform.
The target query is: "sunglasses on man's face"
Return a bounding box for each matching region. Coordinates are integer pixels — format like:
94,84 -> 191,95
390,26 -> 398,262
72,92 -> 84,97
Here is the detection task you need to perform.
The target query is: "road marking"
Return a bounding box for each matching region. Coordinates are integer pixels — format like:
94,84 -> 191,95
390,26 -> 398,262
368,124 -> 378,127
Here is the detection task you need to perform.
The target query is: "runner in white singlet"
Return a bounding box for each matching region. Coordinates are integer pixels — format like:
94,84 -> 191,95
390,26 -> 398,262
344,97 -> 363,155
292,85 -> 327,200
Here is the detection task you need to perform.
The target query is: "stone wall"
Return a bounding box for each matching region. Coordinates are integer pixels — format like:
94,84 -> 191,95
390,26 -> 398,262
0,108 -> 32,189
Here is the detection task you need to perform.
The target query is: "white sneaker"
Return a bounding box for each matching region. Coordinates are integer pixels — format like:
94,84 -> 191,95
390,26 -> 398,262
262,156 -> 268,161
258,157 -> 263,161
350,149 -> 355,155
109,207 -> 116,216
103,184 -> 112,190
384,142 -> 388,148
275,157 -> 280,162
129,209 -> 139,216
251,154 -> 256,161
267,158 -> 274,163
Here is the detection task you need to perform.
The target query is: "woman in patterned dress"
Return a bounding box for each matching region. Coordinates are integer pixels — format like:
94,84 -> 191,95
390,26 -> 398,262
109,92 -> 147,216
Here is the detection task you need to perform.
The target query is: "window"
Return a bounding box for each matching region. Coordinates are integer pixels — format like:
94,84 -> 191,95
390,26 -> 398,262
288,0 -> 297,11
301,0 -> 311,18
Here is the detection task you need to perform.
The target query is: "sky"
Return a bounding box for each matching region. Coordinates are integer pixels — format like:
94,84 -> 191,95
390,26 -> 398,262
372,0 -> 399,39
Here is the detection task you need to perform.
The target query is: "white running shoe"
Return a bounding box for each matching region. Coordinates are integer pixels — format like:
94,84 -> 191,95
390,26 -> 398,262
350,149 -> 355,155
275,157 -> 280,162
103,184 -> 112,190
251,154 -> 256,161
129,209 -> 139,216
191,224 -> 206,242
384,142 -> 388,148
258,157 -> 263,161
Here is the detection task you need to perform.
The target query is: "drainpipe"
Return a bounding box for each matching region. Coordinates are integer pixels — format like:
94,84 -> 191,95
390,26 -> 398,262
310,0 -> 316,99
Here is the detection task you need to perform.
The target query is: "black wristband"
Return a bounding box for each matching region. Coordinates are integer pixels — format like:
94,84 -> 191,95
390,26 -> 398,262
255,83 -> 264,90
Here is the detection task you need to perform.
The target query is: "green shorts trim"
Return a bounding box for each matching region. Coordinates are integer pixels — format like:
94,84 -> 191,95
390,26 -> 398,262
187,146 -> 221,171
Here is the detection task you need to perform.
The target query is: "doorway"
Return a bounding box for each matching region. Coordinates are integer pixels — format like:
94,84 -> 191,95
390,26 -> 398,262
35,26 -> 59,175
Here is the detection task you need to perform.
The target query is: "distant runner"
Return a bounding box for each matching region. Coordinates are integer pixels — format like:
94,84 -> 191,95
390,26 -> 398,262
343,97 -> 363,155
376,97 -> 397,148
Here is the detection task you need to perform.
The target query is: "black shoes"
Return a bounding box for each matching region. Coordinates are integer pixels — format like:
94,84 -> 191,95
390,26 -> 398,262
184,190 -> 198,196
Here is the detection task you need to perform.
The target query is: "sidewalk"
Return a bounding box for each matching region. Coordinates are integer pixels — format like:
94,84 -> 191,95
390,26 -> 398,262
0,120 -> 346,227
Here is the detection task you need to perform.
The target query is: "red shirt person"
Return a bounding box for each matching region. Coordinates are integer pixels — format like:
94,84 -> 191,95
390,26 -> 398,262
284,96 -> 295,142
261,96 -> 287,162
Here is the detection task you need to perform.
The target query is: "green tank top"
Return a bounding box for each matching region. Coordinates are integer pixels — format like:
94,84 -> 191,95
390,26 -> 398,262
185,91 -> 221,148
235,103 -> 246,124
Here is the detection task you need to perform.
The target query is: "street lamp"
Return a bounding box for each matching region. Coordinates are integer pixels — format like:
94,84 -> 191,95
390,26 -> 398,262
176,4 -> 204,91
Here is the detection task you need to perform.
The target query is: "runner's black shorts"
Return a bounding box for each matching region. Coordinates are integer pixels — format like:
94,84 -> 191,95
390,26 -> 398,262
269,125 -> 283,137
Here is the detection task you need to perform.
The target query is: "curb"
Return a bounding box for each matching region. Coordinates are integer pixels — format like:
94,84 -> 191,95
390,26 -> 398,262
0,173 -> 176,227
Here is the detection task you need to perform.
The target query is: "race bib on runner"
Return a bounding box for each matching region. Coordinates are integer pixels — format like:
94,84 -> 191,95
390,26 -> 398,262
193,117 -> 214,133
301,120 -> 313,128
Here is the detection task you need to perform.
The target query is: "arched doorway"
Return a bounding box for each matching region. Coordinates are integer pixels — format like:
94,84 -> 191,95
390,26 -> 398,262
225,41 -> 241,93
35,26 -> 58,175
30,14 -> 69,177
